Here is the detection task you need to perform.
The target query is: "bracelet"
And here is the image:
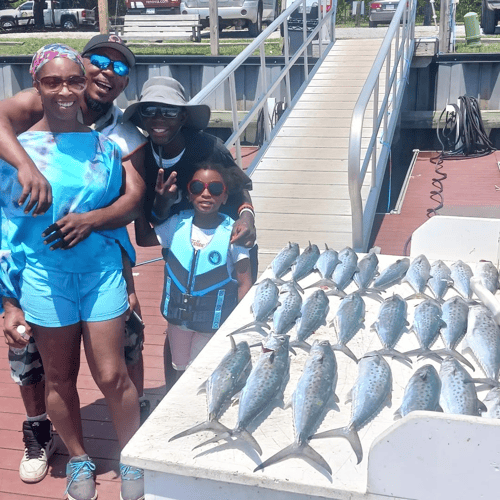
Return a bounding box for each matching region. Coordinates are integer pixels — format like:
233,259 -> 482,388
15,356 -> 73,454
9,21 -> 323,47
238,203 -> 254,215
239,207 -> 255,219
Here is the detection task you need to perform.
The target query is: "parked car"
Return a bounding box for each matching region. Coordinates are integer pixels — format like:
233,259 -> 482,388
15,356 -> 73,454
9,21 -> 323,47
180,0 -> 279,36
0,0 -> 96,30
126,0 -> 180,15
369,0 -> 398,27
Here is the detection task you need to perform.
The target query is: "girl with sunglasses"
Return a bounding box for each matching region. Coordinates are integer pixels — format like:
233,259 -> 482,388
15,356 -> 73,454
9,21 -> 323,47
0,44 -> 144,500
135,159 -> 252,380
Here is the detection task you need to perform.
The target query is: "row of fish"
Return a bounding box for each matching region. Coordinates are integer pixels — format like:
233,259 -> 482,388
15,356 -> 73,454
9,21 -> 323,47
271,241 -> 500,303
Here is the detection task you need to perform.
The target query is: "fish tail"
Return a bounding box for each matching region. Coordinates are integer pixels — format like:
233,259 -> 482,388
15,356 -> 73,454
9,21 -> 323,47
169,420 -> 231,442
331,344 -> 358,363
227,321 -> 257,336
272,277 -> 286,286
404,347 -> 443,362
376,348 -> 413,368
433,348 -> 475,371
311,426 -> 363,464
303,279 -> 333,290
292,280 -> 305,294
289,340 -> 311,353
192,430 -> 232,450
359,290 -> 384,303
235,429 -> 263,455
254,441 -> 331,474
471,378 -> 500,390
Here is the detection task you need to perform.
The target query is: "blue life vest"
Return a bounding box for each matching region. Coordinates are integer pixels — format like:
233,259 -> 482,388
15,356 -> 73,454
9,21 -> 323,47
161,210 -> 238,333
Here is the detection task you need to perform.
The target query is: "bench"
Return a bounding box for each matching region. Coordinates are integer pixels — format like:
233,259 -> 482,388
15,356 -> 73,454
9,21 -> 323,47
116,14 -> 202,42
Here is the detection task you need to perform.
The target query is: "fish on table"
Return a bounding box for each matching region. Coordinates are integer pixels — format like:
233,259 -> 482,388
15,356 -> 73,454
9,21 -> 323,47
475,260 -> 499,295
353,248 -> 381,301
169,336 -> 252,442
311,352 -> 392,464
483,387 -> 500,419
433,296 -> 473,369
428,260 -> 453,303
276,242 -> 320,292
329,246 -> 359,294
271,242 -> 300,281
404,298 -> 445,362
394,364 -> 442,419
462,305 -> 500,388
254,340 -> 339,474
272,282 -> 303,337
330,292 -> 365,363
305,244 -> 339,290
403,254 -> 433,300
229,278 -> 279,336
439,356 -> 486,416
290,289 -> 330,352
371,294 -> 412,367
450,260 -> 474,300
194,334 -> 292,455
369,258 -> 410,294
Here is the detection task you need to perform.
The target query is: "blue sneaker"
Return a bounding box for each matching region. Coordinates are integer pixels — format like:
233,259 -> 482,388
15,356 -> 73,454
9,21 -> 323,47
120,463 -> 144,500
65,455 -> 97,500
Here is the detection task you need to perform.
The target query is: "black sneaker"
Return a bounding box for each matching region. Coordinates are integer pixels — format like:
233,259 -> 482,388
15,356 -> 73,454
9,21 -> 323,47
139,399 -> 151,426
19,420 -> 56,483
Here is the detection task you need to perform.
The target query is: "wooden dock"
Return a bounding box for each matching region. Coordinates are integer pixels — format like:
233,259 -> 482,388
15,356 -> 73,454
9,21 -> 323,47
251,38 -> 384,271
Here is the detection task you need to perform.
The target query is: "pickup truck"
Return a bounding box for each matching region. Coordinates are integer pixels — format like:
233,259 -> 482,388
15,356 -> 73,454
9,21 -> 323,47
0,0 -> 96,30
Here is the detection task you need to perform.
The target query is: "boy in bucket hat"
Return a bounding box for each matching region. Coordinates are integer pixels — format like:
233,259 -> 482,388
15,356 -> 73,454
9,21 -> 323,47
0,35 -> 149,490
124,76 -> 257,390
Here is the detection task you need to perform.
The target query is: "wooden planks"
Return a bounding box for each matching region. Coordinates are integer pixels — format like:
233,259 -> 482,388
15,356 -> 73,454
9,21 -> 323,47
252,39 -> 383,265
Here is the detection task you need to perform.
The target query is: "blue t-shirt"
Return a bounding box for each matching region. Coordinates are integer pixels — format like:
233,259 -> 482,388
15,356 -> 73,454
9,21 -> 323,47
0,130 -> 135,301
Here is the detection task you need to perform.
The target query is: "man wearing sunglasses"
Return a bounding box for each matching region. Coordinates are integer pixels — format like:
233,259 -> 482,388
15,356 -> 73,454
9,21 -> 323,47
0,34 -> 149,485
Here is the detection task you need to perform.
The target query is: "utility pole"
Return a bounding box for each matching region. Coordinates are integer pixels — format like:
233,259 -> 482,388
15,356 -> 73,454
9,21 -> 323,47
98,0 -> 109,34
209,0 -> 219,55
439,0 -> 450,52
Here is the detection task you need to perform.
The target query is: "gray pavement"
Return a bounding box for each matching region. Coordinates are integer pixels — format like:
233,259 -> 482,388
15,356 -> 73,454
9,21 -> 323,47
0,23 -> 465,40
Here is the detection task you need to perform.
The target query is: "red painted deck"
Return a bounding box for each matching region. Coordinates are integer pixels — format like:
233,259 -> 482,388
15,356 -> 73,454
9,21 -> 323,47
370,150 -> 500,256
0,230 -> 166,500
0,146 -> 257,500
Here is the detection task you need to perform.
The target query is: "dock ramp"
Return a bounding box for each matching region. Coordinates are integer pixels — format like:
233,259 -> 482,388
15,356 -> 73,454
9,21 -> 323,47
251,38 -> 383,269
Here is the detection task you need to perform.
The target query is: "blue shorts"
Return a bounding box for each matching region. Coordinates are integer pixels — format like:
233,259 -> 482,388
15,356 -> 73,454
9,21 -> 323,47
19,265 -> 129,327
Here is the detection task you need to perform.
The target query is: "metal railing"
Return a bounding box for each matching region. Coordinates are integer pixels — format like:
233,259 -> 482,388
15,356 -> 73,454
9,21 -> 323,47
348,0 -> 417,252
189,0 -> 337,171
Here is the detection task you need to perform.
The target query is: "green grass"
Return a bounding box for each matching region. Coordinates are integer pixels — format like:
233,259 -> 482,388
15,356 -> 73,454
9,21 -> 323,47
0,36 -> 282,56
456,41 -> 500,52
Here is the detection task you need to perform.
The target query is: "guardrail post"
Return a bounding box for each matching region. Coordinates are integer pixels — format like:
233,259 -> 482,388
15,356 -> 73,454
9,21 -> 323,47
259,44 -> 271,143
303,0 -> 309,80
372,77 -> 379,188
229,72 -> 242,168
283,19 -> 292,107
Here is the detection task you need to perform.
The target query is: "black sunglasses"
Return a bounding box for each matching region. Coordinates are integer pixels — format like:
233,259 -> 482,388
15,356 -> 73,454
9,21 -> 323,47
140,105 -> 182,119
187,179 -> 226,197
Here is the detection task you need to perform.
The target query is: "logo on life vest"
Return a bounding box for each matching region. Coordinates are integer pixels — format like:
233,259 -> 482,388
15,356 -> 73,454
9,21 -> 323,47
208,251 -> 222,265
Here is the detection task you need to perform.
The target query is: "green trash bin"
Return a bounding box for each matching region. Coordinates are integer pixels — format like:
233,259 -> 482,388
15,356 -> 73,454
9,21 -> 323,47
464,12 -> 481,46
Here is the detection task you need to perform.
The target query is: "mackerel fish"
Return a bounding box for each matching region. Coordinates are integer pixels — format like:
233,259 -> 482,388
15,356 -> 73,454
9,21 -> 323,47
353,249 -> 379,293
462,305 -> 500,386
330,246 -> 359,293
305,244 -> 339,289
433,296 -> 473,369
405,299 -> 445,362
272,242 -> 300,280
450,260 -> 474,300
484,387 -> 500,418
403,254 -> 432,300
169,337 -> 252,442
312,352 -> 392,464
370,258 -> 410,292
290,241 -> 320,285
229,278 -> 278,335
254,340 -> 339,474
428,260 -> 453,303
272,282 -> 302,336
291,289 -> 330,351
330,292 -> 364,363
195,335 -> 291,455
394,365 -> 442,419
370,294 -> 411,366
475,260 -> 499,295
439,356 -> 486,416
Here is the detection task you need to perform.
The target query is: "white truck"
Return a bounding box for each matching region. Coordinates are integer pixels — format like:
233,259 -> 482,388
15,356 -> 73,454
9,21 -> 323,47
0,0 -> 96,30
